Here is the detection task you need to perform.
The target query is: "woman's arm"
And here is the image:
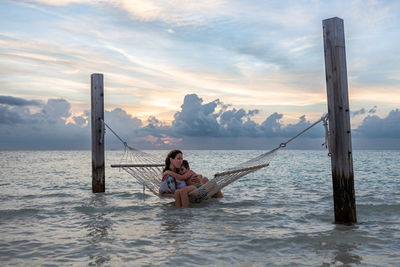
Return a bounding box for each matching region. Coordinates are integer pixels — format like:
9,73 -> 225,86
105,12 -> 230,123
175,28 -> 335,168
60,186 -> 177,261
163,170 -> 193,181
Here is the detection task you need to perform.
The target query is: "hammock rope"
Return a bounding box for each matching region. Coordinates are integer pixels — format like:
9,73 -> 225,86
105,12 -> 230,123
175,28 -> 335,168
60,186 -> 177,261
107,114 -> 329,203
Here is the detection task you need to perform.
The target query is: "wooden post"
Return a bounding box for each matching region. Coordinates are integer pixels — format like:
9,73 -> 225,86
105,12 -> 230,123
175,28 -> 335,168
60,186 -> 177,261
91,73 -> 105,193
323,17 -> 356,224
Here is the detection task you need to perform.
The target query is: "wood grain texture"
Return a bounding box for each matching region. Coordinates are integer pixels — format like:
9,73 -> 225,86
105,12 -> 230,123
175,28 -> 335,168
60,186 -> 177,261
91,73 -> 105,193
323,17 -> 357,224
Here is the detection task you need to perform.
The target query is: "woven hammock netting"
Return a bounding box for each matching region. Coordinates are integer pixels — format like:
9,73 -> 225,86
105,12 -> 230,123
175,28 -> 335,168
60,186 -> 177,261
109,114 -> 328,203
113,146 -> 278,203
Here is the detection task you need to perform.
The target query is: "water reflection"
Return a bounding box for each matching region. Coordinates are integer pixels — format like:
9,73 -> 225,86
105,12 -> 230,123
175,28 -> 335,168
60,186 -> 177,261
158,205 -> 196,250
321,225 -> 363,266
88,255 -> 111,266
83,193 -> 113,265
159,206 -> 195,233
331,243 -> 362,265
85,216 -> 112,244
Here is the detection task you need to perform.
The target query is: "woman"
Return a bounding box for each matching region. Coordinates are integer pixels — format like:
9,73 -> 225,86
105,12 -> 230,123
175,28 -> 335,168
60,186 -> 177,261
159,150 -> 197,207
165,160 -> 223,204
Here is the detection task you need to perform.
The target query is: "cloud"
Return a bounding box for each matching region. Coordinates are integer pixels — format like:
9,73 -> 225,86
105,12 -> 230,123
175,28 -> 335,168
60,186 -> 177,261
368,106 -> 377,114
283,115 -> 322,138
42,99 -> 71,119
0,94 -> 399,150
259,112 -> 283,137
354,109 -> 400,139
72,115 -> 86,127
0,95 -> 42,107
27,0 -> 83,5
0,105 -> 25,125
105,108 -> 142,131
162,94 -> 327,141
351,108 -> 366,117
219,108 -> 260,137
103,108 -> 144,147
3,0 -> 400,125
0,96 -> 89,149
28,0 -> 230,26
172,94 -> 221,137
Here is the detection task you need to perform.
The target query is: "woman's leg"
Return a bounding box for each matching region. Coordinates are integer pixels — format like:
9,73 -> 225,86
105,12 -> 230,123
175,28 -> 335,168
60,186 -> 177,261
174,190 -> 182,208
180,186 -> 196,208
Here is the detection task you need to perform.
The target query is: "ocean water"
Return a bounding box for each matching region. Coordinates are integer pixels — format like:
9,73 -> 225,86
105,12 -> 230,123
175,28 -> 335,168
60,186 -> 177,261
0,150 -> 399,266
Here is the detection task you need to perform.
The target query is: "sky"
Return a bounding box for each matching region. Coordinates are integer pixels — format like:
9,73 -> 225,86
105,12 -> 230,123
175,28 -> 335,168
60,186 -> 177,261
0,0 -> 399,150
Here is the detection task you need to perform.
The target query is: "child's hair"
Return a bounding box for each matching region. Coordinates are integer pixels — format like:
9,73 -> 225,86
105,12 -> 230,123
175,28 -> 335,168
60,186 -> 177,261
182,160 -> 190,169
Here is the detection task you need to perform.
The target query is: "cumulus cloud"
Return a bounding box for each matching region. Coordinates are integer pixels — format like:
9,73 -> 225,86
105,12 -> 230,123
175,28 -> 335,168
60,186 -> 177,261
0,105 -> 25,125
259,112 -> 283,137
0,94 -> 399,150
105,108 -> 142,131
0,95 -> 42,107
351,108 -> 366,118
368,106 -> 377,114
42,99 -> 71,119
354,109 -> 400,139
219,108 -> 260,137
0,95 -> 43,125
72,115 -> 86,127
283,115 -> 321,138
352,106 -> 378,118
0,96 -> 89,149
103,108 -> 145,147
172,94 -> 221,137
168,94 -> 327,140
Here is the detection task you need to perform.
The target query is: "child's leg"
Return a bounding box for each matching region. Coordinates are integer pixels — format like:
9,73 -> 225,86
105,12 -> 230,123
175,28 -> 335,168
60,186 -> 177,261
174,190 -> 182,208
200,178 -> 223,198
212,190 -> 223,198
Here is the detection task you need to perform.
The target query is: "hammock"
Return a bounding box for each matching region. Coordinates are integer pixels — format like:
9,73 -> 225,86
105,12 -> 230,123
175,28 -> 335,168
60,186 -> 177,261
108,114 -> 329,203
111,149 -> 274,203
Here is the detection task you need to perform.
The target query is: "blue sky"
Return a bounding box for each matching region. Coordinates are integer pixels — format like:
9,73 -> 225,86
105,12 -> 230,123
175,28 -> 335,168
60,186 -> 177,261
0,0 -> 399,149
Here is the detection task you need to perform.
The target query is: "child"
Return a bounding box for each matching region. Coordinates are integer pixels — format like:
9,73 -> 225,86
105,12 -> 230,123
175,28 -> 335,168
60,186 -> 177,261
180,160 -> 207,187
164,160 -> 223,207
163,160 -> 204,188
181,160 -> 223,199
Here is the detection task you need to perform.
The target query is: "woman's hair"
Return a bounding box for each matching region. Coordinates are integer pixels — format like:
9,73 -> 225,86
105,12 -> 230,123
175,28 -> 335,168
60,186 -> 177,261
163,149 -> 182,173
182,160 -> 189,169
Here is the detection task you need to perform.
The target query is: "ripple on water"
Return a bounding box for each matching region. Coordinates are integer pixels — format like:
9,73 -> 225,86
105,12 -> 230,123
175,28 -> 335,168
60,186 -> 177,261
0,208 -> 41,221
0,150 -> 399,266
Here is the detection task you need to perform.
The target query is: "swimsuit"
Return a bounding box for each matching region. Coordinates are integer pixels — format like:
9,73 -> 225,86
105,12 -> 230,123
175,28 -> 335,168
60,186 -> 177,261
159,174 -> 177,194
177,180 -> 187,189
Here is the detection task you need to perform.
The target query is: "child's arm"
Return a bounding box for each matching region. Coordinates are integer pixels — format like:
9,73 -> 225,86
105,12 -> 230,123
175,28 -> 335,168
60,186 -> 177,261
188,174 -> 203,185
163,170 -> 193,181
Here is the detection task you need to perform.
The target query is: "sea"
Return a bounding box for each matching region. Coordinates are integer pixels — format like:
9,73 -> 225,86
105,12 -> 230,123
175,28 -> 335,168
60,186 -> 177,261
0,150 -> 399,266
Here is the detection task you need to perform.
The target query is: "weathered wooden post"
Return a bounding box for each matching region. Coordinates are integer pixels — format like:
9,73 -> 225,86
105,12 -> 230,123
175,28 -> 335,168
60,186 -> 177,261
91,73 -> 105,193
323,17 -> 357,224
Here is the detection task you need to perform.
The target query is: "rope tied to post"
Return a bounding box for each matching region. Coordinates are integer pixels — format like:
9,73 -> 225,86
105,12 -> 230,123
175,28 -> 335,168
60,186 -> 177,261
278,113 -> 329,149
321,114 -> 331,157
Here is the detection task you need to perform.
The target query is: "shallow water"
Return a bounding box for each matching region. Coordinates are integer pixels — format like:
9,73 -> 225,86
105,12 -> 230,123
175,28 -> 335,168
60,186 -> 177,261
0,150 -> 399,266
